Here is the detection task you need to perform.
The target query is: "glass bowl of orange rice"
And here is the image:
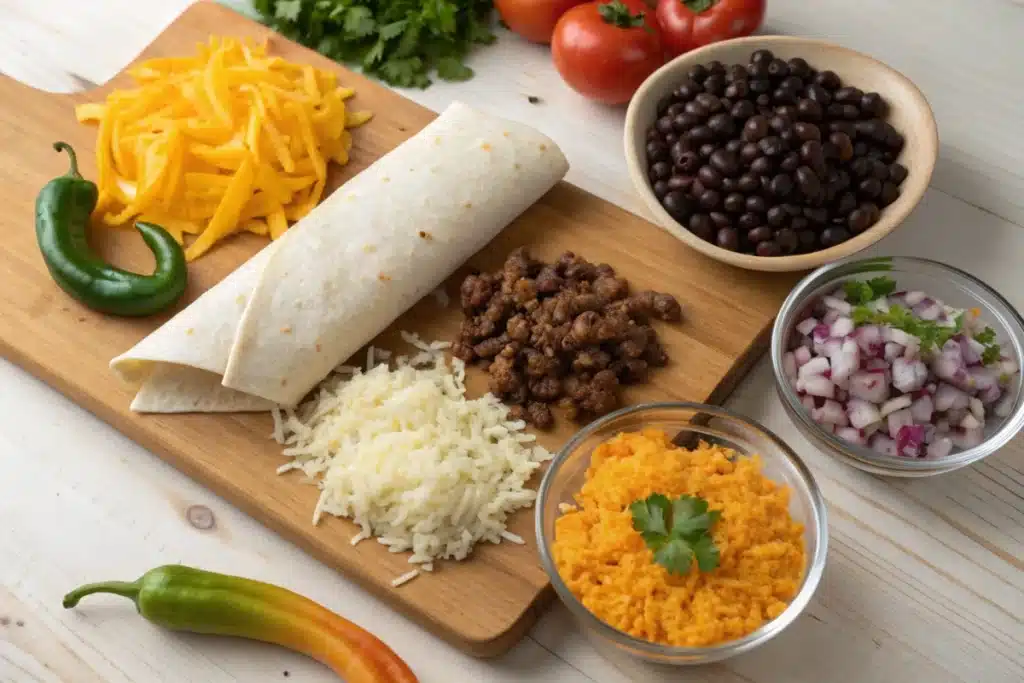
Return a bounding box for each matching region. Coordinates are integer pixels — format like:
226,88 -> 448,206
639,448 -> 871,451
535,402 -> 828,666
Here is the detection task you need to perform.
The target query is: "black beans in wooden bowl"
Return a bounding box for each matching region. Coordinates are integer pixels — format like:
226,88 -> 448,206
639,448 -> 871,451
643,50 -> 909,258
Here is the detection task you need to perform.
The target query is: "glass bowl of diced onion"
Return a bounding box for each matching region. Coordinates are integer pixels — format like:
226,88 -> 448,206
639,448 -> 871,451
771,256 -> 1024,476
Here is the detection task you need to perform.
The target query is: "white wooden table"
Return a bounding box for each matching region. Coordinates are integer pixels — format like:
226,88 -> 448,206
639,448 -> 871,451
1,1 -> 1022,681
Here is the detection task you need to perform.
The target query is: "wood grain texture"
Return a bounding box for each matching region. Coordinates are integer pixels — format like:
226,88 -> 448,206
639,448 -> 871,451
0,2 -> 796,656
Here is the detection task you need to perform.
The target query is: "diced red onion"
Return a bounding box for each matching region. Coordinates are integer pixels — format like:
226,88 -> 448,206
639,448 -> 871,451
848,370 -> 890,403
803,376 -> 836,398
869,297 -> 890,313
910,394 -> 934,423
896,424 -> 925,457
853,325 -> 883,354
903,291 -> 927,306
822,309 -> 840,326
960,412 -> 982,430
891,357 -> 928,393
887,408 -> 914,439
836,388 -> 849,402
819,338 -> 844,359
799,356 -> 830,380
968,367 -> 997,392
812,324 -> 831,342
999,358 -> 1019,376
869,433 -> 898,456
884,342 -> 904,361
864,358 -> 889,372
813,399 -> 849,426
884,327 -> 919,347
835,427 -> 865,445
926,437 -> 953,458
794,346 -> 813,366
957,335 -> 983,365
880,395 -> 913,418
995,392 -> 1016,418
903,341 -> 921,360
923,424 -> 936,444
945,407 -> 968,425
951,428 -> 984,449
831,340 -> 860,383
823,296 -> 852,315
968,397 -> 985,422
796,317 -> 820,337
913,301 -> 942,321
936,418 -> 950,433
979,383 -> 1002,404
847,398 -> 882,429
831,316 -> 855,338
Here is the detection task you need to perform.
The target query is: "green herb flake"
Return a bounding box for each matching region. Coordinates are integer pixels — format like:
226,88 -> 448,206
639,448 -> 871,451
843,275 -> 896,305
975,327 -> 997,345
982,344 -> 1002,366
630,493 -> 722,576
253,0 -> 495,88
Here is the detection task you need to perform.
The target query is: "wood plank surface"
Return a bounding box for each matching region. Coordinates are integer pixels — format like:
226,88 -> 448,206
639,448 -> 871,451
0,2 -> 798,655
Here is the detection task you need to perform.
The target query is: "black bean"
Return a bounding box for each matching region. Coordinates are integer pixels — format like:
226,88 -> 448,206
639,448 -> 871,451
798,229 -> 818,251
723,192 -> 746,213
710,211 -> 731,228
749,78 -> 773,94
725,138 -> 745,154
699,189 -> 722,209
829,131 -> 854,161
780,152 -> 802,173
885,128 -> 905,152
834,87 -> 863,104
750,156 -> 774,176
794,165 -> 820,197
656,116 -> 674,135
889,163 -> 909,185
670,139 -> 693,163
656,95 -> 675,117
684,100 -> 710,119
769,173 -> 794,197
676,80 -> 704,101
815,70 -> 841,90
800,139 -> 826,171
699,143 -> 717,158
703,74 -> 727,95
859,201 -> 881,224
664,133 -> 678,145
775,227 -> 799,253
697,165 -> 723,189
662,190 -> 694,220
667,175 -> 694,192
826,103 -> 846,120
846,208 -> 871,234
828,120 -> 857,139
773,87 -> 797,105
731,99 -> 757,120
721,176 -> 738,192
672,112 -> 701,132
710,149 -> 740,176
737,212 -> 761,231
805,83 -> 832,106
724,81 -> 749,99
793,122 -> 821,142
779,76 -> 804,92
751,49 -> 775,64
649,161 -> 672,181
675,150 -> 702,174
756,240 -> 781,257
743,115 -> 770,142
744,195 -> 767,213
795,98 -> 823,122
857,177 -> 882,199
787,57 -> 811,79
766,205 -> 787,227
737,173 -> 760,193
652,179 -> 670,198
835,191 -> 858,215
853,141 -> 868,157
759,136 -> 785,156
716,226 -> 739,250
666,102 -> 687,118
805,207 -> 830,225
748,225 -> 774,243
768,114 -> 790,132
694,93 -> 722,113
687,65 -> 709,83
707,113 -> 737,138
646,140 -> 669,161
706,60 -> 726,74
756,93 -> 772,108
791,215 -> 811,233
688,125 -> 715,145
689,178 -> 706,198
867,159 -> 888,181
841,104 -> 860,120
689,213 -> 714,240
849,157 -> 872,178
820,226 -> 851,247
739,142 -> 760,165
860,92 -> 886,118
822,140 -> 840,161
777,105 -> 800,120
766,58 -> 788,78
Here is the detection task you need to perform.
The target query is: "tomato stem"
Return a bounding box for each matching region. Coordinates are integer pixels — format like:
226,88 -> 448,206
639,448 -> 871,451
598,0 -> 647,28
683,0 -> 717,13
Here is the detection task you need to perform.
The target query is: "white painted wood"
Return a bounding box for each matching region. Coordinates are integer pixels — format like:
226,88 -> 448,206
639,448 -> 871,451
0,1 -> 1021,682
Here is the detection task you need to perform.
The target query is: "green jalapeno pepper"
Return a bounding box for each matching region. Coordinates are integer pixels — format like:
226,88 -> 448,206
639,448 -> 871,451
35,141 -> 188,316
63,564 -> 418,683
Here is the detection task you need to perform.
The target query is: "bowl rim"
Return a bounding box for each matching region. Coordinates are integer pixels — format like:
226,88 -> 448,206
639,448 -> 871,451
623,35 -> 939,273
770,255 -> 1024,472
534,401 -> 830,663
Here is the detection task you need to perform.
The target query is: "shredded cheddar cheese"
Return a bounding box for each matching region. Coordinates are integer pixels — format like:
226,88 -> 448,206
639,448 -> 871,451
553,430 -> 807,648
75,36 -> 373,261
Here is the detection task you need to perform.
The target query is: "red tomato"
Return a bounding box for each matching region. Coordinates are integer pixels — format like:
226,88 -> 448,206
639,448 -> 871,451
496,0 -> 590,44
655,0 -> 766,57
551,0 -> 665,105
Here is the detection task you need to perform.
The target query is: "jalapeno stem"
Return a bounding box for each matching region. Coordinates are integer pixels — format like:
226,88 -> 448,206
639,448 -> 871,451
52,141 -> 82,179
63,581 -> 140,608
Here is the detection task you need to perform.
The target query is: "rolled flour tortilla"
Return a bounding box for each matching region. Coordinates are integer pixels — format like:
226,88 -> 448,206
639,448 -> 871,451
110,101 -> 569,412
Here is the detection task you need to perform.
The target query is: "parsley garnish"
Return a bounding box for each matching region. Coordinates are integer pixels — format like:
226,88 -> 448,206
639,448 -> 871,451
843,276 -> 897,305
630,493 -> 721,575
253,0 -> 496,89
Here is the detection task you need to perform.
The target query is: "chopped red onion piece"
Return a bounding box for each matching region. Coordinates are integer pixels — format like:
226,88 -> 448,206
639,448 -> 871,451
822,309 -> 840,326
813,399 -> 849,426
798,356 -> 830,380
892,357 -> 928,393
869,433 -> 898,456
853,325 -> 883,354
968,367 -> 997,392
896,424 -> 925,457
968,397 -> 985,422
880,395 -> 913,418
957,335 -> 983,365
847,398 -> 882,429
926,438 -> 953,458
999,358 -> 1019,376
951,428 -> 983,449
849,370 -> 890,403
960,411 -> 982,430
910,394 -> 934,423
803,376 -> 836,398
831,316 -> 855,338
812,324 -> 831,342
913,301 -> 941,321
887,408 -> 914,439
884,342 -> 904,361
884,327 -> 918,347
979,383 -> 1002,404
796,317 -> 820,337
794,346 -> 813,366
835,427 -> 865,445
995,392 -> 1016,418
903,291 -> 927,306
936,418 -> 950,433
823,296 -> 852,315
801,394 -> 816,412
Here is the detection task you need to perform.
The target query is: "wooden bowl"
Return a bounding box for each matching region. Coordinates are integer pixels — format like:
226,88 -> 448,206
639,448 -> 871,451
624,36 -> 938,273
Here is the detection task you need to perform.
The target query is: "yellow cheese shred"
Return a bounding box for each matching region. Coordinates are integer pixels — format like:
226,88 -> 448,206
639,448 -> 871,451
75,36 -> 373,261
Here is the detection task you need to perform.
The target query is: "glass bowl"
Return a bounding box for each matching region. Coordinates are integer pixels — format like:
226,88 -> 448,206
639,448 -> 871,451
771,256 -> 1024,477
535,402 -> 828,666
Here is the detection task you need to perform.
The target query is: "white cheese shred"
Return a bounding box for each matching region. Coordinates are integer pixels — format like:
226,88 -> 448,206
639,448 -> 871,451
275,333 -> 552,583
391,569 -> 421,588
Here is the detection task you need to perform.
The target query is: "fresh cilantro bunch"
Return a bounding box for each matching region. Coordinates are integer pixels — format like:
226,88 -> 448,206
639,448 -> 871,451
844,276 -> 1002,363
630,493 -> 721,575
253,0 -> 496,88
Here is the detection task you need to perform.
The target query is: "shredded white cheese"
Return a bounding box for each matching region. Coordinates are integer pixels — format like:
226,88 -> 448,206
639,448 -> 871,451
273,332 -> 551,585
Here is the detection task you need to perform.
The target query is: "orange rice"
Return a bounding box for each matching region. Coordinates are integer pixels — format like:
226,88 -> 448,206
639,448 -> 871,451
552,429 -> 806,648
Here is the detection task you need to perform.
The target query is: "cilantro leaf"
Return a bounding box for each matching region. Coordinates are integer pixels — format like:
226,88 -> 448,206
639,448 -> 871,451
254,0 -> 493,88
982,344 -> 1002,365
654,539 -> 694,575
975,327 -> 997,345
866,276 -> 897,298
843,276 -> 896,305
630,493 -> 722,575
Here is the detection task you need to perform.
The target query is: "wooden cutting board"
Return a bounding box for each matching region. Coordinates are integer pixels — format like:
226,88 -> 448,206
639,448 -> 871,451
0,1 -> 801,656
